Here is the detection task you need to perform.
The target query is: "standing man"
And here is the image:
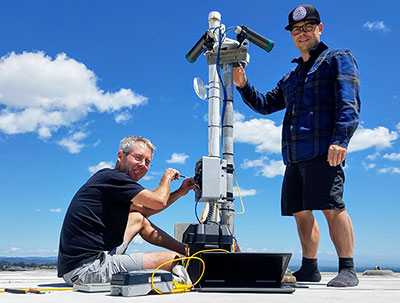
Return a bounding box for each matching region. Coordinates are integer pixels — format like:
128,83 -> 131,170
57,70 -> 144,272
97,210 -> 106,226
58,136 -> 195,285
233,5 -> 360,287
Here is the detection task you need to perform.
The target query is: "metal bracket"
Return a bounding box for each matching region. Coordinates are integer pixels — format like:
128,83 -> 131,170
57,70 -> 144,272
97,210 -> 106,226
206,47 -> 249,66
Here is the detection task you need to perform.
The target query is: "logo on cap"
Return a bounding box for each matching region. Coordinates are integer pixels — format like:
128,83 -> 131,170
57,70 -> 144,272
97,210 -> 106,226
292,6 -> 307,21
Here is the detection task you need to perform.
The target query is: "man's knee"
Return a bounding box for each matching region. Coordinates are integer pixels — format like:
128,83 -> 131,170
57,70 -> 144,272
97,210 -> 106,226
124,211 -> 148,244
322,209 -> 345,220
294,210 -> 314,221
143,251 -> 180,271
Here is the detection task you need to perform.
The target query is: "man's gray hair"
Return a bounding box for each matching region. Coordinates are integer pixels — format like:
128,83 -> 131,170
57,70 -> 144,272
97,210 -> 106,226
119,136 -> 156,154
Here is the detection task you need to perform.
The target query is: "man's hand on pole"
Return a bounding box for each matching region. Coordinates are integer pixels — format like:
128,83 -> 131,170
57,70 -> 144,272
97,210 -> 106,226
327,144 -> 347,167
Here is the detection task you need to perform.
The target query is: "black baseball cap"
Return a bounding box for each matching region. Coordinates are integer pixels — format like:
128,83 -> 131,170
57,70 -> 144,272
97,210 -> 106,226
285,4 -> 321,31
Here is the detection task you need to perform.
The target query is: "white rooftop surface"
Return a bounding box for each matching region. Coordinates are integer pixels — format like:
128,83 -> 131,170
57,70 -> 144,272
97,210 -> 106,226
1,269 -> 399,303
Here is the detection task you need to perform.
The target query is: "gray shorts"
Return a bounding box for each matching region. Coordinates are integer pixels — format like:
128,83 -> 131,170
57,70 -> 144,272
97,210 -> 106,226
63,242 -> 143,285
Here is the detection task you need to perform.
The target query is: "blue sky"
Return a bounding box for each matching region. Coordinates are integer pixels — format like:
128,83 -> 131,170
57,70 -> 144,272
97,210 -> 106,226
0,0 -> 399,269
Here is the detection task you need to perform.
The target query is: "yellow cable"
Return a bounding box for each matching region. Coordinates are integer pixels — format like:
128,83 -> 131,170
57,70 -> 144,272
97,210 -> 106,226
150,256 -> 205,295
227,162 -> 246,224
151,249 -> 231,295
225,162 -> 245,252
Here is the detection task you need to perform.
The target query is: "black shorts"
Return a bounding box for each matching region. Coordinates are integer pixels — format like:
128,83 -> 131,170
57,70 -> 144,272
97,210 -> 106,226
281,154 -> 345,216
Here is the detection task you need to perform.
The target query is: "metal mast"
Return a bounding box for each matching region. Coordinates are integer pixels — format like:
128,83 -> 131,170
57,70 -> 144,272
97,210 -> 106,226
221,63 -> 235,231
207,11 -> 221,159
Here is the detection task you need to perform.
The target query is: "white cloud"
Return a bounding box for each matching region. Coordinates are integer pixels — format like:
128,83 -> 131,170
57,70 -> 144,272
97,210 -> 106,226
363,21 -> 390,32
115,111 -> 132,123
383,153 -> 400,161
233,187 -> 257,197
0,51 -> 147,140
57,131 -> 88,153
241,157 -> 267,169
88,161 -> 114,174
396,123 -> 400,131
49,208 -> 62,213
242,158 -> 285,178
260,160 -> 285,178
2,247 -> 58,256
241,247 -> 257,252
9,247 -> 21,252
36,249 -> 58,254
142,175 -> 154,181
367,152 -> 380,160
166,152 -> 189,164
362,162 -> 376,170
133,235 -> 145,244
234,115 -> 281,154
92,140 -> 101,147
348,126 -> 398,152
233,110 -> 245,122
378,167 -> 400,174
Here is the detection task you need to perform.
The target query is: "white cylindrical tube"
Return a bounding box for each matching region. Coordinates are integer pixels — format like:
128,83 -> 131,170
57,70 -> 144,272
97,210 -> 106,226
207,11 -> 221,158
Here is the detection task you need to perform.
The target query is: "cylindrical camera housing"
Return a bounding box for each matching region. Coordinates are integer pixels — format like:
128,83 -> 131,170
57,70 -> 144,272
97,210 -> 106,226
186,32 -> 208,63
236,25 -> 274,52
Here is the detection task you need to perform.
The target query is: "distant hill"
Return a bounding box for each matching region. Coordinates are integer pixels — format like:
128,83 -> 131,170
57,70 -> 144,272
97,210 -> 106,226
0,256 -> 57,271
0,256 -> 57,264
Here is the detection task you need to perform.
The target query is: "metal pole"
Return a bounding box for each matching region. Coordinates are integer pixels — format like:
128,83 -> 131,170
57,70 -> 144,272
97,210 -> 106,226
221,63 -> 235,232
207,11 -> 221,158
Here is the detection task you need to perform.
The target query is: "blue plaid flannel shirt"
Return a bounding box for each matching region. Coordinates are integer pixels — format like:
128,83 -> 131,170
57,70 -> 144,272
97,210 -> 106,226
237,42 -> 361,165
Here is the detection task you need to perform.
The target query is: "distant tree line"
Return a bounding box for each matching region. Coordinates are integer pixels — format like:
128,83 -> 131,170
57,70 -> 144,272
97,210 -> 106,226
0,260 -> 56,271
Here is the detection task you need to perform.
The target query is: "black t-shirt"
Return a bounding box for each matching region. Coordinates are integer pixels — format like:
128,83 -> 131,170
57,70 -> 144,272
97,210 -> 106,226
57,168 -> 144,277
